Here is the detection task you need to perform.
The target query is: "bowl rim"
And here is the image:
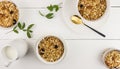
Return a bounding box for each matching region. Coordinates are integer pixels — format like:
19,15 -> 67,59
35,34 -> 67,64
0,0 -> 20,30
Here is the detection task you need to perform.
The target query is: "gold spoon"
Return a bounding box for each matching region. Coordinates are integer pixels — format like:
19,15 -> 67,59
71,15 -> 106,37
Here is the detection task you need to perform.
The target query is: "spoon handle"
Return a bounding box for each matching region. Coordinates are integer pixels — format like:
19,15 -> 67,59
83,23 -> 106,37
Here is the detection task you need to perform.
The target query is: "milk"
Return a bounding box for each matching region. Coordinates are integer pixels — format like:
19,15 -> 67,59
3,46 -> 18,60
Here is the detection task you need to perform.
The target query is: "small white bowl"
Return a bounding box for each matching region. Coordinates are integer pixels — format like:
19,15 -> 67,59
0,0 -> 19,30
62,0 -> 110,34
78,0 -> 110,28
35,34 -> 67,64
102,48 -> 120,68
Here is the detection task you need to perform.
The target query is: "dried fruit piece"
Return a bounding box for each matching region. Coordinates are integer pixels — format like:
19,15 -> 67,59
54,45 -> 58,49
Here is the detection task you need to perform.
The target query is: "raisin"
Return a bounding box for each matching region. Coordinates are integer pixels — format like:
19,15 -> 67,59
10,11 -> 14,14
80,4 -> 83,8
13,19 -> 17,25
54,45 -> 58,49
41,48 -> 45,52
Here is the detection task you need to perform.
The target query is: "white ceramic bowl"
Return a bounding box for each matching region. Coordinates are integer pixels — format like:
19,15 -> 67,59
102,48 -> 120,68
0,0 -> 19,30
35,34 -> 67,64
78,0 -> 110,24
62,0 -> 110,34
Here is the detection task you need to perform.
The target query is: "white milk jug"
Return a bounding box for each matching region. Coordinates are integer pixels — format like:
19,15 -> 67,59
0,39 -> 28,67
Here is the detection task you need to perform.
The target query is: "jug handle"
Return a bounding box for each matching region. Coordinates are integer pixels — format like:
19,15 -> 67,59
0,57 -> 19,67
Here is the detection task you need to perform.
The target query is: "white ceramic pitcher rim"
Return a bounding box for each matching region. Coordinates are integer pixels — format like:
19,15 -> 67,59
1,44 -> 19,61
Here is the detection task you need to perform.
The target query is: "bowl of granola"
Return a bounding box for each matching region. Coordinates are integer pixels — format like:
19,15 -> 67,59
77,0 -> 110,24
62,0 -> 110,34
102,48 -> 120,69
78,0 -> 108,21
0,0 -> 19,28
35,35 -> 67,64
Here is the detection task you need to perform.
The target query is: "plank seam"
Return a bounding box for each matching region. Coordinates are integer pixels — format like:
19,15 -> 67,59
0,39 -> 120,40
18,6 -> 120,9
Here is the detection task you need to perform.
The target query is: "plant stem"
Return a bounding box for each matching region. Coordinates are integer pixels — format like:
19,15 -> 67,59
5,30 -> 13,34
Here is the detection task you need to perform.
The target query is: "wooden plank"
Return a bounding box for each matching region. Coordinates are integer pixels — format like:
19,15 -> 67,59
3,0 -> 120,8
0,40 -> 120,69
0,8 -> 120,39
111,0 -> 120,6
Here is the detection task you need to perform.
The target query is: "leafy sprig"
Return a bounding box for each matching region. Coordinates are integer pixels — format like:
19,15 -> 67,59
47,4 -> 60,12
13,22 -> 34,38
39,3 -> 62,19
13,26 -> 19,34
26,24 -> 34,38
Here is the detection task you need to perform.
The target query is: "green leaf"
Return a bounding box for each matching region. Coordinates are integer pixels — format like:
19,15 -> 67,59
13,30 -> 19,34
18,22 -> 22,29
47,4 -> 53,11
29,30 -> 33,33
13,26 -> 17,30
27,24 -> 34,30
22,22 -> 25,29
39,11 -> 44,16
53,5 -> 59,12
27,32 -> 31,38
23,29 -> 27,31
45,13 -> 54,19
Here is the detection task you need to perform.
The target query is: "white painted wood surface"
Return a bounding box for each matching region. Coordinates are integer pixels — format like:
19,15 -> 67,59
0,0 -> 120,69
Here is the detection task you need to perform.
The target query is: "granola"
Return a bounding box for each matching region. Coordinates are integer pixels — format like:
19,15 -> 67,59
78,0 -> 107,20
0,1 -> 19,28
104,50 -> 120,68
38,36 -> 64,62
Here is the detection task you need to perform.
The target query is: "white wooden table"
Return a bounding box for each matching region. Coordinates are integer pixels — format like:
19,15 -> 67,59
0,0 -> 120,69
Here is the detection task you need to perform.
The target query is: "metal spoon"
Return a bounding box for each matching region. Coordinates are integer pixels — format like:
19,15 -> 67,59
71,15 -> 106,37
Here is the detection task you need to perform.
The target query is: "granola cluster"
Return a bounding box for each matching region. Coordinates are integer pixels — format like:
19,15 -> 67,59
104,50 -> 120,68
0,1 -> 19,28
78,0 -> 107,20
38,36 -> 64,62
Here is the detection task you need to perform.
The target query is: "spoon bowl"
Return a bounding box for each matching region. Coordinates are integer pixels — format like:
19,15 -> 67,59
71,15 -> 83,24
